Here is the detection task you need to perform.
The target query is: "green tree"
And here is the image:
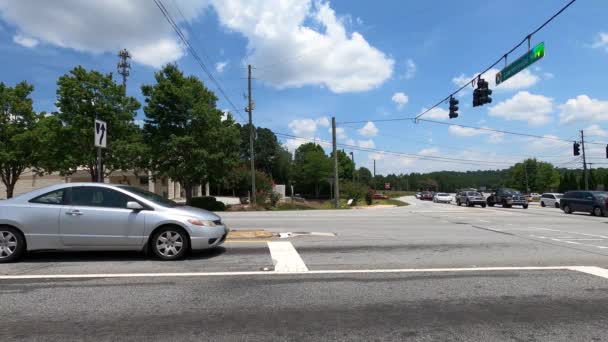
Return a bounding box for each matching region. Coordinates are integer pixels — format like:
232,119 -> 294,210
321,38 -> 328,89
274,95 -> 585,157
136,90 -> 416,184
142,64 -> 240,203
0,81 -> 41,198
357,167 -> 373,186
52,66 -> 143,181
330,150 -> 354,182
292,143 -> 331,197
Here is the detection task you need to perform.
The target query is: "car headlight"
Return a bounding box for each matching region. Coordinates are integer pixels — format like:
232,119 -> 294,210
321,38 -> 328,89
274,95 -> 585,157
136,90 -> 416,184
187,218 -> 217,227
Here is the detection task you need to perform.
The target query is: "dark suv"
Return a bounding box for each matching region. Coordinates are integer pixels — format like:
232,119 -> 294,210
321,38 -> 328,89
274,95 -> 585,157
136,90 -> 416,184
486,188 -> 528,209
560,191 -> 608,216
456,191 -> 486,207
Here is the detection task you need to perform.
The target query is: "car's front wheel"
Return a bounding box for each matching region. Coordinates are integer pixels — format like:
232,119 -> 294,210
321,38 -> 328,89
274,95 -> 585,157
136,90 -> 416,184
554,202 -> 560,208
481,203 -> 487,208
541,201 -> 545,207
523,204 -> 528,209
593,206 -> 604,217
0,226 -> 26,263
563,204 -> 572,214
151,227 -> 190,261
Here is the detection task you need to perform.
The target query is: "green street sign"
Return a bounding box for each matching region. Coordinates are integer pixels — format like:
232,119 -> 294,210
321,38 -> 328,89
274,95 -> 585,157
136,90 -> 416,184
496,42 -> 545,85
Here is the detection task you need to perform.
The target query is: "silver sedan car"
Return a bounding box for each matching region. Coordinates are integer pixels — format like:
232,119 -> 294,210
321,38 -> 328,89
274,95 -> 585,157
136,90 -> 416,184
0,183 -> 228,262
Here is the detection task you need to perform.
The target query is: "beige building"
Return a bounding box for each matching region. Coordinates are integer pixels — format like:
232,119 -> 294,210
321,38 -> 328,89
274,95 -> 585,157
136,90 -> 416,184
0,169 -> 208,200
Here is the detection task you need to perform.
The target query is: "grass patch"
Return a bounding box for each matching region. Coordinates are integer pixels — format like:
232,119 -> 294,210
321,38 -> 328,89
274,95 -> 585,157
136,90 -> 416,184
383,190 -> 416,198
373,198 -> 409,206
273,199 -> 352,210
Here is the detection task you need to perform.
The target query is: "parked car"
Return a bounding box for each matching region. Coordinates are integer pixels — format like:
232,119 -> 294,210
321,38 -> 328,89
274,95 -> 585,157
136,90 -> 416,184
560,191 -> 608,216
0,183 -> 229,263
372,193 -> 389,200
433,193 -> 452,203
540,193 -> 563,208
486,188 -> 528,208
456,191 -> 487,208
420,191 -> 433,200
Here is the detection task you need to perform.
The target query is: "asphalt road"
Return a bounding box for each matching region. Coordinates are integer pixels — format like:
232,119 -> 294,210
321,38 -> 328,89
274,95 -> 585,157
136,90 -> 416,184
2,196 -> 608,341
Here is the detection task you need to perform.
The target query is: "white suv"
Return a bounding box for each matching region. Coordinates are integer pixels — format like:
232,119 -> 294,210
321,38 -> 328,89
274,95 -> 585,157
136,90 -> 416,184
540,193 -> 563,208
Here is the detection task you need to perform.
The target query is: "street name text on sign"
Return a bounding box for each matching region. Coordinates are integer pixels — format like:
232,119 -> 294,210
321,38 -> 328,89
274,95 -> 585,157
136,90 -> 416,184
95,119 -> 107,148
496,42 -> 545,86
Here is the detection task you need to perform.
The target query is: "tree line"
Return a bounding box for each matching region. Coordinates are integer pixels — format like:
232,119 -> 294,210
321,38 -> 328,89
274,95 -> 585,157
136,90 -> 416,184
1,64 -> 605,201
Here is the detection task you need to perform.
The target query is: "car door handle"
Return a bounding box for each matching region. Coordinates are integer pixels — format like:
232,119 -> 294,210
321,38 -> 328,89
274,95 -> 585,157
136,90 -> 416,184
65,210 -> 83,216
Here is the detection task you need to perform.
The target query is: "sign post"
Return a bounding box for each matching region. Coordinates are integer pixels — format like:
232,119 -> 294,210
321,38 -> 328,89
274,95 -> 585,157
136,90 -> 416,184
94,119 -> 107,183
496,42 -> 545,86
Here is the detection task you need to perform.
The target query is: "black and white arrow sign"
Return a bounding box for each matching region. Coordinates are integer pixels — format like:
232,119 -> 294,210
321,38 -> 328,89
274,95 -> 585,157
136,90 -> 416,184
94,119 -> 107,148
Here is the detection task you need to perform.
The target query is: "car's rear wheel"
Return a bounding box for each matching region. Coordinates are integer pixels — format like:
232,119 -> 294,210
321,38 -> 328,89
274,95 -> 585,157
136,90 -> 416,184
593,206 -> 604,217
481,203 -> 487,208
554,202 -> 560,208
523,204 -> 528,209
0,226 -> 26,263
151,227 -> 189,261
563,204 -> 572,214
541,201 -> 545,207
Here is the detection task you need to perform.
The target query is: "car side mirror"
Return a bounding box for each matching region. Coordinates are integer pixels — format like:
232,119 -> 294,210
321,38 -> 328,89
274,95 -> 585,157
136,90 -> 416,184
126,201 -> 144,211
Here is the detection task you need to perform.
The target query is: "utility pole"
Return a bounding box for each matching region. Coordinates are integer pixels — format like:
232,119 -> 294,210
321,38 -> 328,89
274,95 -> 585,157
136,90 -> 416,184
349,151 -> 355,183
332,117 -> 340,208
117,49 -> 131,91
247,64 -> 256,204
373,159 -> 376,177
581,130 -> 588,190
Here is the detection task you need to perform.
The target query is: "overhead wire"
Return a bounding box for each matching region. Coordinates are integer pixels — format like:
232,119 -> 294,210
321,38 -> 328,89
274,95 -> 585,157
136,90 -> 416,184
413,0 -> 577,120
154,0 -> 247,123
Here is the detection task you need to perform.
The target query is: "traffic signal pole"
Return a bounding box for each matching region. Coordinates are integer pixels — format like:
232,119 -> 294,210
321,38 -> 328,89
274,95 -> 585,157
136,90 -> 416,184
331,117 -> 339,208
581,130 -> 588,190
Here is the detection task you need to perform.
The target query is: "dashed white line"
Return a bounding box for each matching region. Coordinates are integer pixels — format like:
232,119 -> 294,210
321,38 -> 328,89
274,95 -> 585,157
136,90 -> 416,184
267,241 -> 309,272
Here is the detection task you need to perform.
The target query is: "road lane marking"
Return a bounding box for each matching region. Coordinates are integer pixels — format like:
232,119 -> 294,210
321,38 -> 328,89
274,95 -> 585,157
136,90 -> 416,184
0,266 -> 592,280
571,266 -> 608,279
267,241 -> 309,272
530,235 -> 608,249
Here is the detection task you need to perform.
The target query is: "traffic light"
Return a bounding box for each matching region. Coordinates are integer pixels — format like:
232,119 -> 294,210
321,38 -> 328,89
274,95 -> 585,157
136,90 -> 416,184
449,96 -> 459,119
573,142 -> 580,156
473,77 -> 492,107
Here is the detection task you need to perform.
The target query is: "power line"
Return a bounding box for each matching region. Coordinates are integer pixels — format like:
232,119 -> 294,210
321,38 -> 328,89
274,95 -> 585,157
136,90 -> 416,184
274,132 -> 515,168
153,0 -> 247,123
414,0 -> 577,120
415,119 -> 606,145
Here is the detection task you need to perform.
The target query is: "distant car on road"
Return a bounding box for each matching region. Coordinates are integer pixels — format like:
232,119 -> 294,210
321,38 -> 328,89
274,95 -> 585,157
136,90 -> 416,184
486,188 -> 528,209
560,191 -> 608,216
415,192 -> 421,199
540,193 -> 563,208
433,193 -> 452,203
420,191 -> 433,200
0,183 -> 228,263
456,191 -> 487,208
433,192 -> 452,203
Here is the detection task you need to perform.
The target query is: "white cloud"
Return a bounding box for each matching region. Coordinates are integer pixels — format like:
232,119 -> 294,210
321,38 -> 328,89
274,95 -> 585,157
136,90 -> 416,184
418,147 -> 439,156
12,34 -> 38,48
420,107 -> 449,121
357,121 -> 378,137
488,132 -> 505,144
316,116 -> 330,127
403,59 -> 416,80
0,1 -> 208,68
591,32 -> 608,51
448,125 -> 485,137
452,68 -> 539,91
488,91 -> 553,126
391,92 -> 409,109
345,138 -> 355,146
215,61 -> 229,73
211,0 -> 393,93
288,118 -> 317,136
357,139 -> 375,148
559,95 -> 608,123
585,124 -> 608,137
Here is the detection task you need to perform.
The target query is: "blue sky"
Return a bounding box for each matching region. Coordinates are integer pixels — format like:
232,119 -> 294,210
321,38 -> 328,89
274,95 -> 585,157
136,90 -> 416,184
1,0 -> 607,174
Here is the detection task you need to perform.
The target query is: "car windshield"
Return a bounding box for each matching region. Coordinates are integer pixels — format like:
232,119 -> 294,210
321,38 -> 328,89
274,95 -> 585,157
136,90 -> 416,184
467,192 -> 481,196
117,185 -> 178,208
437,193 -> 448,196
503,189 -> 521,195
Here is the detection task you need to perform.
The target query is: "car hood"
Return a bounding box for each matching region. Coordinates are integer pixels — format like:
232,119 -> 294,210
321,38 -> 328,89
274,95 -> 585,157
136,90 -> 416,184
165,206 -> 221,221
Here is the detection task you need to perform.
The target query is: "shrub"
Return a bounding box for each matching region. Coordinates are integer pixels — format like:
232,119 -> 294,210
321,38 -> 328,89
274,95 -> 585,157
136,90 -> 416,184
269,191 -> 281,207
340,181 -> 368,204
189,196 -> 226,211
365,191 -> 373,205
255,191 -> 269,208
